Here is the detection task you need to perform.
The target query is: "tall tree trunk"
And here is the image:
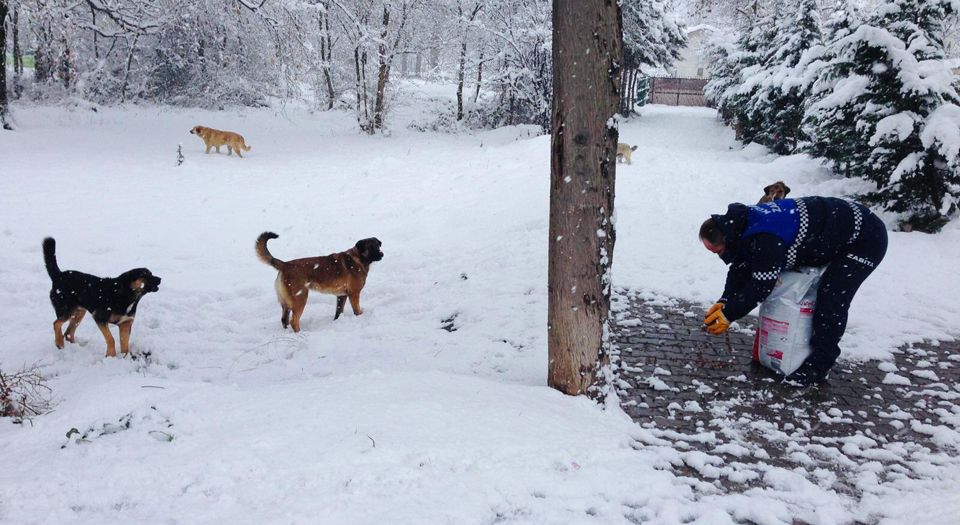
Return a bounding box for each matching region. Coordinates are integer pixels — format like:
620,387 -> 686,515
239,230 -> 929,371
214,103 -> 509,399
354,44 -> 367,131
11,0 -> 21,99
372,5 -> 391,132
91,5 -> 98,59
473,47 -> 483,104
456,36 -> 467,120
1,0 -> 12,130
455,2 -> 481,121
319,4 -> 335,110
548,0 -> 621,396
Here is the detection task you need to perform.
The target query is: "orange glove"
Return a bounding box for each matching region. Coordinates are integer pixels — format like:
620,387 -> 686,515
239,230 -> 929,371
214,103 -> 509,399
704,302 -> 730,335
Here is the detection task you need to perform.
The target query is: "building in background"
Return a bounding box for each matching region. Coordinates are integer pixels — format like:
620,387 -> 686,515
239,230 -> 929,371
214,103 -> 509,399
671,25 -> 716,79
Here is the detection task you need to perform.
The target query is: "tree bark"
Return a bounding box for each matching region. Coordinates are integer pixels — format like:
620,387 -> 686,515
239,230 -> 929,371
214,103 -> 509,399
11,1 -> 21,98
473,47 -> 483,104
319,3 -> 335,110
455,1 -> 481,121
1,0 -> 12,129
548,0 -> 621,396
371,5 -> 391,132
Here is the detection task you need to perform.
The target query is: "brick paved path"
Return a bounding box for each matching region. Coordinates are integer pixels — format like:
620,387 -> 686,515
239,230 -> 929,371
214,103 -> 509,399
612,290 -> 960,497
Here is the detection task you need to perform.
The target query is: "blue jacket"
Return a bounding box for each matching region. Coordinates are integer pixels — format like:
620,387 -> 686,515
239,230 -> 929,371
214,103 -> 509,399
714,197 -> 866,321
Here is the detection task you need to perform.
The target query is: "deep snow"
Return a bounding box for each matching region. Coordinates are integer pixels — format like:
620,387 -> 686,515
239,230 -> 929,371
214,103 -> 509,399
0,96 -> 958,524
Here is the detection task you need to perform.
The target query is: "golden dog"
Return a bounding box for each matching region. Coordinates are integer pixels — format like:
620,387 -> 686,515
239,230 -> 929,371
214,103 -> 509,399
758,181 -> 791,204
256,232 -> 384,333
189,125 -> 252,158
617,143 -> 638,165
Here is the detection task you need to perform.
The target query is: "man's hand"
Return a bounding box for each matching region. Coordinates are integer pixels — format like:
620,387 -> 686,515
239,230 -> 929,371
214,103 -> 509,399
704,302 -> 730,335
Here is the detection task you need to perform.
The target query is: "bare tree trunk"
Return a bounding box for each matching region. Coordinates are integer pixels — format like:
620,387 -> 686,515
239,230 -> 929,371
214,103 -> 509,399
473,47 -> 483,104
548,0 -> 621,396
1,0 -> 12,130
455,2 -> 481,121
372,1 -> 409,132
91,5 -> 98,59
11,0 -> 21,99
456,35 -> 467,120
372,5 -> 391,132
319,3 -> 335,110
353,44 -> 367,131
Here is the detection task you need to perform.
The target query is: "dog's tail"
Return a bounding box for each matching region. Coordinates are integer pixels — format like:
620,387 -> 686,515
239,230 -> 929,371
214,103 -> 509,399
242,140 -> 252,152
256,232 -> 285,270
630,145 -> 638,151
43,237 -> 61,279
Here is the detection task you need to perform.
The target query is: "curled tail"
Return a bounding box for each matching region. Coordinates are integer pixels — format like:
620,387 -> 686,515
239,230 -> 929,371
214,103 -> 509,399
242,141 -> 252,152
43,237 -> 61,279
630,145 -> 638,151
256,232 -> 285,270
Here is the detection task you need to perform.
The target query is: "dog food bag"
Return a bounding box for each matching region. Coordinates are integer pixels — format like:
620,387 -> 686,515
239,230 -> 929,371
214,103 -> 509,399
751,267 -> 825,376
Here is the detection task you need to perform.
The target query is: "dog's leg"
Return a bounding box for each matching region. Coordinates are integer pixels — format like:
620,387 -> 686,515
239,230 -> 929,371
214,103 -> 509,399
281,306 -> 291,329
235,146 -> 243,158
205,145 -> 212,154
348,291 -> 363,316
97,322 -> 117,357
53,318 -> 67,349
65,308 -> 86,343
227,146 -> 233,156
119,320 -> 133,356
625,153 -> 631,165
216,146 -> 222,154
335,296 -> 347,320
290,291 -> 308,333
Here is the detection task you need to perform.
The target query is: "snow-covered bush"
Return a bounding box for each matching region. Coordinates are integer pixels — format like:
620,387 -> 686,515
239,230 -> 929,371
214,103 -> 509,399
0,364 -> 54,424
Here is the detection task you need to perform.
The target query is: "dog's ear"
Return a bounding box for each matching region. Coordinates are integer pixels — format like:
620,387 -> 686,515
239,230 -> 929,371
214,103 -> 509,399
120,268 -> 154,291
780,182 -> 791,197
763,183 -> 775,194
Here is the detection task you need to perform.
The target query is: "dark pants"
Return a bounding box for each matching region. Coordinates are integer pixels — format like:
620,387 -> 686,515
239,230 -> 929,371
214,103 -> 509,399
808,207 -> 888,372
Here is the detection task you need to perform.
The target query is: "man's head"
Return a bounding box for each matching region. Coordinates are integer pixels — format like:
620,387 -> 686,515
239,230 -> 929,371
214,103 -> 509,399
699,218 -> 725,257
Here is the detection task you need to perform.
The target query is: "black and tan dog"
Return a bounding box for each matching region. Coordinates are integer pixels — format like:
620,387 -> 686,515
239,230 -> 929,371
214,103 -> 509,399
758,181 -> 791,204
43,238 -> 161,357
256,232 -> 383,332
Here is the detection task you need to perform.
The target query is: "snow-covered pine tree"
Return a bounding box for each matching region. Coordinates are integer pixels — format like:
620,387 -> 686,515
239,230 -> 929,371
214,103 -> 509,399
620,0 -> 686,115
749,0 -> 822,154
729,14 -> 777,144
865,0 -> 960,230
808,0 -> 960,231
801,1 -> 861,163
703,37 -> 740,125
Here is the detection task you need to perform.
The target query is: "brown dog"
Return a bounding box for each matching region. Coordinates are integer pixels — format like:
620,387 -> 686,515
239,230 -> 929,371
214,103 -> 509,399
616,143 -> 638,165
189,125 -> 252,158
256,232 -> 384,332
758,181 -> 791,204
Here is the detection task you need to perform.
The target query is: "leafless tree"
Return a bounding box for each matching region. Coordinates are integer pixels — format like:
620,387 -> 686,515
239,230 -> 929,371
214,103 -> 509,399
1,0 -> 11,129
547,0 -> 621,396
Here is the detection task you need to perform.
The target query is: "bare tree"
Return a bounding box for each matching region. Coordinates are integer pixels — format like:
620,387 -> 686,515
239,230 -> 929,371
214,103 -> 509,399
318,0 -> 337,109
1,0 -> 12,129
454,0 -> 482,120
547,0 -> 621,396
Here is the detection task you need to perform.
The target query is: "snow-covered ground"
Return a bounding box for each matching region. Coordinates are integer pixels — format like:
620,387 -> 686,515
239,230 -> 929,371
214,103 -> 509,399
1,94 -> 958,524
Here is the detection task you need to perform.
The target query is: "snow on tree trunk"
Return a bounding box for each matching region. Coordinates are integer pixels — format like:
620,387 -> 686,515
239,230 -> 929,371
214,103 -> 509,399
1,0 -> 11,130
547,0 -> 621,397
